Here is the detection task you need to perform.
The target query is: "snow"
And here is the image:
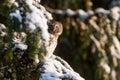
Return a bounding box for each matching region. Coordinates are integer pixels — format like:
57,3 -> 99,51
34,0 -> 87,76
100,61 -> 111,74
111,70 -> 117,80
10,10 -> 22,22
111,7 -> 120,20
65,9 -> 76,16
39,58 -> 84,80
26,21 -> 36,32
0,32 -> 6,36
20,32 -> 27,40
0,24 -> 7,36
39,72 -> 61,80
113,36 -> 120,57
13,2 -> 19,7
25,2 -> 52,46
7,1 -> 85,80
44,11 -> 53,20
35,0 -> 41,3
8,0 -> 15,3
87,10 -> 94,16
28,4 -> 39,12
103,63 -> 111,74
25,0 -> 41,4
25,0 -> 33,5
95,8 -> 110,16
60,73 -> 84,80
77,9 -> 88,21
35,54 -> 40,63
13,42 -> 28,51
26,11 -> 50,45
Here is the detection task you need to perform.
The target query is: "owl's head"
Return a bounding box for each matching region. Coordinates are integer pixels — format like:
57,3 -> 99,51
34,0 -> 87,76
48,20 -> 63,37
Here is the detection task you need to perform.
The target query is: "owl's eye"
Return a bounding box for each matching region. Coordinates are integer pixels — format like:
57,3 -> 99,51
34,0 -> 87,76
54,23 -> 63,36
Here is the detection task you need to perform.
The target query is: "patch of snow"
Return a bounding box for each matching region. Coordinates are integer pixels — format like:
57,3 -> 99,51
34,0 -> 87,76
87,10 -> 94,16
77,9 -> 88,21
25,0 -> 33,5
44,11 -> 53,20
10,10 -> 22,22
35,0 -> 41,3
95,8 -> 110,16
26,21 -> 36,33
13,1 -> 19,6
111,7 -> 120,20
100,62 -> 111,74
39,72 -> 61,80
20,32 -> 27,39
0,24 -> 7,36
0,32 -> 7,36
111,69 -> 117,80
13,42 -> 28,50
25,6 -> 50,46
39,58 -> 84,80
65,9 -> 76,16
35,54 -> 40,63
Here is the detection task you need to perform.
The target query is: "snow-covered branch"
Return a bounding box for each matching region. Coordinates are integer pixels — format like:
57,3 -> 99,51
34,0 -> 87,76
0,0 -> 84,80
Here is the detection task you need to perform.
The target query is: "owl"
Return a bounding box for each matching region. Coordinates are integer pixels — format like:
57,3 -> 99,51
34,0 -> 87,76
40,20 -> 63,61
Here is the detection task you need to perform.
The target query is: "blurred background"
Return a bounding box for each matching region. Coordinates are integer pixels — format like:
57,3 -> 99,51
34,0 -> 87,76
41,0 -> 120,80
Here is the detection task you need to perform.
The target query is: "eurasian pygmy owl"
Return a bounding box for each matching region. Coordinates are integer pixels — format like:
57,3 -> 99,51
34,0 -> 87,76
41,20 -> 63,61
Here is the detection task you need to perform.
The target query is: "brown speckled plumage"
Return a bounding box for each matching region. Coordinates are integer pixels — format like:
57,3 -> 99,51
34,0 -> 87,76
42,20 -> 63,60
